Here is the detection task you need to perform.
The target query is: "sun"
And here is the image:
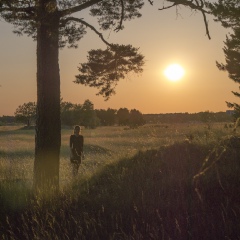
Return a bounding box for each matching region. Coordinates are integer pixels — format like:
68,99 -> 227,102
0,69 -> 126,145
164,64 -> 185,82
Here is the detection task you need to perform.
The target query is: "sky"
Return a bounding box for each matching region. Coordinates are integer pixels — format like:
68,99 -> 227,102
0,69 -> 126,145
0,2 -> 237,116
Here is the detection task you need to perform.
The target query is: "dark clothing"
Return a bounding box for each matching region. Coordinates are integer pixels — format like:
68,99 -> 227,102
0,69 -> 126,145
70,134 -> 84,162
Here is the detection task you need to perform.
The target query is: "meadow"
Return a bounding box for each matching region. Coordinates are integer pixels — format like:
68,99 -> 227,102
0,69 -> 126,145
0,123 -> 231,187
0,122 -> 239,239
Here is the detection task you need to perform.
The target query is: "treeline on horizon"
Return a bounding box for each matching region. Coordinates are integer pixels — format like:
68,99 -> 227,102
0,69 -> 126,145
0,99 -> 233,128
145,111 -> 233,124
0,100 -> 145,129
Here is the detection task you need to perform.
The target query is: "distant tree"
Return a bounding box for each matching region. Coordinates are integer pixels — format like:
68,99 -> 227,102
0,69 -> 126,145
72,104 -> 83,126
61,101 -> 82,126
117,108 -> 129,126
14,102 -> 36,127
81,99 -> 98,129
105,108 -> 117,126
128,109 -> 145,128
0,116 -> 16,125
61,101 -> 74,126
95,109 -> 106,126
95,108 -> 116,126
199,111 -> 210,121
144,112 -> 233,124
207,0 -> 240,119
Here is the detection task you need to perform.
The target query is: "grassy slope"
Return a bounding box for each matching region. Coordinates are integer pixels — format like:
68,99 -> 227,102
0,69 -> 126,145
0,125 -> 240,239
1,138 -> 240,239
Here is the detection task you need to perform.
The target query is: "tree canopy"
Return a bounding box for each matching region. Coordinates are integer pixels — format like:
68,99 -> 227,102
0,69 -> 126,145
207,0 -> 240,118
75,44 -> 144,99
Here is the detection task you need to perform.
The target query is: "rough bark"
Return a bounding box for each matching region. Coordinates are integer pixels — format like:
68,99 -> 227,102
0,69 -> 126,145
33,0 -> 61,193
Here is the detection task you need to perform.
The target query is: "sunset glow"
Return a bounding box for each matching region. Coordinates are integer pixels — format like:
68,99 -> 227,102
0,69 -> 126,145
164,64 -> 185,82
0,5 -> 233,115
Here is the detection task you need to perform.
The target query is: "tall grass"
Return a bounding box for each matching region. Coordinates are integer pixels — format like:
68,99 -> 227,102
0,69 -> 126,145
0,123 -> 239,239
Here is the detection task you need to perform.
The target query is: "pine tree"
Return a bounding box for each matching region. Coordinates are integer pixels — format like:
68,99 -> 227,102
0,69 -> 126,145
0,0 -> 210,192
218,28 -> 240,119
207,0 -> 240,118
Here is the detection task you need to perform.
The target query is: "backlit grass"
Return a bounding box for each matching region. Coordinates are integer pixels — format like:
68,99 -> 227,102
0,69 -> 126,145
0,123 -> 239,239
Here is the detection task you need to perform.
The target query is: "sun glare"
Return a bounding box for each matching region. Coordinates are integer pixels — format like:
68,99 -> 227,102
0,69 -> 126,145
164,64 -> 185,82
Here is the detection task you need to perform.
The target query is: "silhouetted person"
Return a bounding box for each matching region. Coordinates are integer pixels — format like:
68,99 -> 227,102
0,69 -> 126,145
70,125 -> 84,177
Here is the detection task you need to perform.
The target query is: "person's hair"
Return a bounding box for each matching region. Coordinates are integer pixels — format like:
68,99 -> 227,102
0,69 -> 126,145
74,125 -> 81,131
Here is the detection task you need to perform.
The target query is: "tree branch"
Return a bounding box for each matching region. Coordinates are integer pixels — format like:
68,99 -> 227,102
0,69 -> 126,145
158,0 -> 211,39
114,0 -> 124,32
158,3 -> 177,11
59,0 -> 103,18
201,8 -> 211,39
61,17 -> 112,47
148,0 -> 154,5
0,6 -> 35,13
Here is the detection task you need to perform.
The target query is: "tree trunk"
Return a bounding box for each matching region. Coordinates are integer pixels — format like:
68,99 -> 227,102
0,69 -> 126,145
33,0 -> 61,193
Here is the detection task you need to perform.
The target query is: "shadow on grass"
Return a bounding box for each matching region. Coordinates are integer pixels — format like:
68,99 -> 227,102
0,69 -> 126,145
1,138 -> 240,239
0,126 -> 35,136
0,150 -> 34,160
68,138 -> 240,239
84,144 -> 112,155
0,179 -> 32,216
1,144 -> 110,160
61,144 -> 112,158
0,150 -> 5,156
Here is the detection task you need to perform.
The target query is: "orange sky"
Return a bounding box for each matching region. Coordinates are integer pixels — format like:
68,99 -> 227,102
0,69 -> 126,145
0,4 -> 237,115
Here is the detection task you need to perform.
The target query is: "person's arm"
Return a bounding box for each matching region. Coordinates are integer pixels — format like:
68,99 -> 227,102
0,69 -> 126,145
79,137 -> 83,162
70,135 -> 75,156
81,136 -> 84,159
82,136 -> 84,150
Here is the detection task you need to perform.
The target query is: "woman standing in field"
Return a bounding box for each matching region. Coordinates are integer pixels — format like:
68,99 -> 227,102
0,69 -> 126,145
70,125 -> 84,177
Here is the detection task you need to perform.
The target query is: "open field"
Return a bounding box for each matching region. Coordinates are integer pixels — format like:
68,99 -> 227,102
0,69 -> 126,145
0,123 -> 234,186
0,123 -> 239,239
